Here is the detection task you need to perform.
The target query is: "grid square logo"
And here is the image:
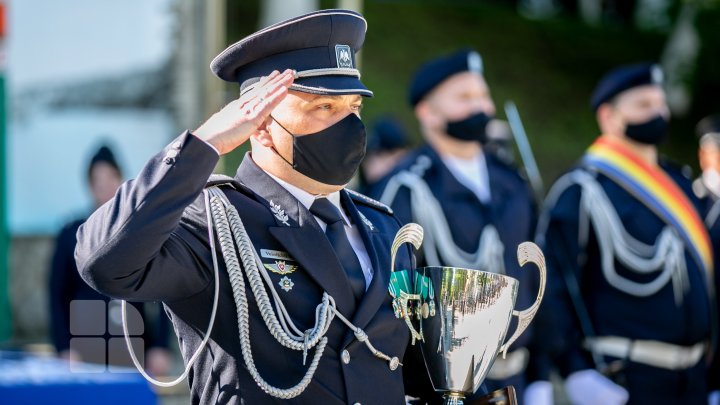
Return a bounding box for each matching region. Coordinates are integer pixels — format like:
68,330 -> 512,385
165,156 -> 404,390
70,300 -> 106,335
68,299 -> 146,373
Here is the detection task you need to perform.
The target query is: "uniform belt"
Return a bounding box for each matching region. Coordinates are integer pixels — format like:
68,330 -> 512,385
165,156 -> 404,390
486,348 -> 528,380
585,336 -> 705,370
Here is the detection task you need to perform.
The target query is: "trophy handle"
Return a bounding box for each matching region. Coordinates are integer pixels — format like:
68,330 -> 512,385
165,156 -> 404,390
390,223 -> 425,344
390,223 -> 424,273
498,242 -> 546,359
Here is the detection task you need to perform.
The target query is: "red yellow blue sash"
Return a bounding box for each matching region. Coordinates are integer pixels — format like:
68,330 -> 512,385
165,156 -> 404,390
582,136 -> 713,276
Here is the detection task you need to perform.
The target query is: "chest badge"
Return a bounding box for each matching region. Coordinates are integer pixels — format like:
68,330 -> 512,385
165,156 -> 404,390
270,200 -> 290,226
264,260 -> 298,275
358,212 -> 375,231
278,276 -> 295,292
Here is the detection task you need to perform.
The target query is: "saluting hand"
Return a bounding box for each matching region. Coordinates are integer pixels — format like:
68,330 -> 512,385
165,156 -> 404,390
193,69 -> 294,155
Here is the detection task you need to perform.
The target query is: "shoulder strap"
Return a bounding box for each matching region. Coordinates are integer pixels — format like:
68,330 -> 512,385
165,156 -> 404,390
346,189 -> 394,215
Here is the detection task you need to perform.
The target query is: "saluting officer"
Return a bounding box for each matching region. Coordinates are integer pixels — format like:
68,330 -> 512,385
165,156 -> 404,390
370,49 -> 537,402
536,63 -> 715,404
75,10 -> 419,404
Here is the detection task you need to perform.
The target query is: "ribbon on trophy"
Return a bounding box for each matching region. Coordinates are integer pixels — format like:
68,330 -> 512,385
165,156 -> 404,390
388,270 -> 412,318
388,223 -> 425,345
414,273 -> 436,319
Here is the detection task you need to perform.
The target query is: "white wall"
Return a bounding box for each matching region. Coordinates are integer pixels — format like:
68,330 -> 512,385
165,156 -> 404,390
6,0 -> 176,235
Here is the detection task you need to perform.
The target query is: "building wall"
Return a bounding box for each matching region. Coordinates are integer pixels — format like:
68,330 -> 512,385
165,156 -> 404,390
9,235 -> 53,343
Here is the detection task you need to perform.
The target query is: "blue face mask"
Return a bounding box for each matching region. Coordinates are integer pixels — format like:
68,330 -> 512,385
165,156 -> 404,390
625,115 -> 669,145
271,113 -> 367,186
445,112 -> 493,143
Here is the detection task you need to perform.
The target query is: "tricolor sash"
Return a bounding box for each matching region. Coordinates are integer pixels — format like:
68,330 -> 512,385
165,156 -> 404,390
582,136 -> 713,276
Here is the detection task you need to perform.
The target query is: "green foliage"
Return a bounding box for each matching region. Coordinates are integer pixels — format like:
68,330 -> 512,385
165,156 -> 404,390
361,1 -> 669,180
222,0 -> 720,182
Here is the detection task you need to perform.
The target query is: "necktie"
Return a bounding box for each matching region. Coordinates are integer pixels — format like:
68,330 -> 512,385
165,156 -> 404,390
309,198 -> 365,303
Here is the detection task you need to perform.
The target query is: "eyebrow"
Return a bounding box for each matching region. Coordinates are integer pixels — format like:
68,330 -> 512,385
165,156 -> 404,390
306,95 -> 363,103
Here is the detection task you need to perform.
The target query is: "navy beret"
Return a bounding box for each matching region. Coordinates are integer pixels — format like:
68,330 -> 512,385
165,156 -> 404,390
590,63 -> 663,111
89,145 -> 121,177
409,48 -> 484,107
697,114 -> 720,147
368,116 -> 409,152
210,9 -> 372,97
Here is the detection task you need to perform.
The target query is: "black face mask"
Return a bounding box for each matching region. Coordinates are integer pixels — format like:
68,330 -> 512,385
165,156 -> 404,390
445,112 -> 493,143
625,115 -> 669,145
272,113 -> 367,186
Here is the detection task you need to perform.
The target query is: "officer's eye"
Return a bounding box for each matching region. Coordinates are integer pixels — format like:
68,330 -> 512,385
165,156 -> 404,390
317,104 -> 333,111
351,104 -> 363,112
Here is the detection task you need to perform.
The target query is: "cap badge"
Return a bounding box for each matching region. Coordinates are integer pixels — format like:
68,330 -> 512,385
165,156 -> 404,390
335,44 -> 353,69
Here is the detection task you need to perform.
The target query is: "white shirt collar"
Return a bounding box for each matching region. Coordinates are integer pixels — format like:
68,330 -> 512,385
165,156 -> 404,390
265,172 -> 350,226
440,151 -> 492,204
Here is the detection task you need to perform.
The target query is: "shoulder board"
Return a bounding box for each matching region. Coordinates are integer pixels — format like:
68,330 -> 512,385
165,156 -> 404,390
205,174 -> 255,196
205,174 -> 238,189
659,156 -> 693,180
346,189 -> 394,215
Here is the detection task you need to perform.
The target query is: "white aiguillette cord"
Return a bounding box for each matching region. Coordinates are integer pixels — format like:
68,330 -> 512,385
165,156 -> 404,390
120,189 -> 221,387
121,187 -> 400,398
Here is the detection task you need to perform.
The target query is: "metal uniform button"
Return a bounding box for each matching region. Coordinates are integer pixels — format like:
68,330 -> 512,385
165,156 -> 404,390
341,350 -> 350,364
166,149 -> 179,158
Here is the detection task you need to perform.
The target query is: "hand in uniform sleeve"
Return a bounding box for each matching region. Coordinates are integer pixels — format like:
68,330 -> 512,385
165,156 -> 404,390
524,380 -> 553,405
565,369 -> 628,405
75,70 -> 294,302
709,390 -> 720,405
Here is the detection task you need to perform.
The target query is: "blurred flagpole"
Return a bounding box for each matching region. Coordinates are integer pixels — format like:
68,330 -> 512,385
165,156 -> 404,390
505,101 -> 544,203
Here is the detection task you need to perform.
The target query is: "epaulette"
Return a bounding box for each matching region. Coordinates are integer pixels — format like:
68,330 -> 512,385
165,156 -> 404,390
205,174 -> 239,189
659,157 -> 694,180
205,174 -> 255,196
346,189 -> 394,215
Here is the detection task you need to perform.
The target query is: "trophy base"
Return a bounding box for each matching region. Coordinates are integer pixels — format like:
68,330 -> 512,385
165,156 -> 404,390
440,386 -> 517,405
442,392 -> 465,405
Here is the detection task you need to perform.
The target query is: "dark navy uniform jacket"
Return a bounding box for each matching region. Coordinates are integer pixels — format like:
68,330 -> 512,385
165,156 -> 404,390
370,144 -> 537,397
75,132 -> 416,405
537,162 -> 713,403
49,217 -> 169,355
694,180 -> 720,392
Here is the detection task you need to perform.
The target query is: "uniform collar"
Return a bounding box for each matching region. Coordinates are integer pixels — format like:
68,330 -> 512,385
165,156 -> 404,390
420,144 -> 515,209
235,154 -> 351,227
439,150 -> 491,204
265,171 -> 350,226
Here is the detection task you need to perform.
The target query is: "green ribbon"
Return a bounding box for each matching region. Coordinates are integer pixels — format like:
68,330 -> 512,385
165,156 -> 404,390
413,273 -> 432,299
389,269 -> 411,297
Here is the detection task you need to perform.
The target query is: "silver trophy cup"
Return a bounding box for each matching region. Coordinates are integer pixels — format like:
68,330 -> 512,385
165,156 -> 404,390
390,224 -> 546,405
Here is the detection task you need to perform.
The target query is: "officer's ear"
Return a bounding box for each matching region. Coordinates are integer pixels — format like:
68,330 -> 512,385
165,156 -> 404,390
253,116 -> 275,147
596,103 -> 619,135
415,100 -> 442,130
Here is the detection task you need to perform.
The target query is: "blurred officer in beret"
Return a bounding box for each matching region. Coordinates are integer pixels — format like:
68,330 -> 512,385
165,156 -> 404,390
48,145 -> 172,375
536,63 -> 716,404
694,114 -> 720,203
370,48 -> 537,403
693,114 -> 720,405
75,10 -> 426,404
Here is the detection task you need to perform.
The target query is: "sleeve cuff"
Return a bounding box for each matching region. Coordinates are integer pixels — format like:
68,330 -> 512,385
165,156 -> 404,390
189,131 -> 220,156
